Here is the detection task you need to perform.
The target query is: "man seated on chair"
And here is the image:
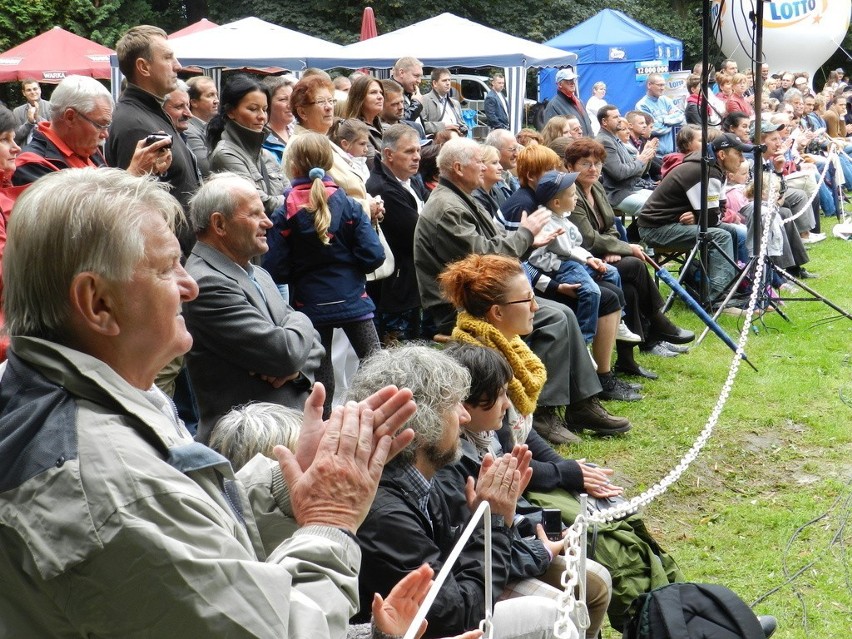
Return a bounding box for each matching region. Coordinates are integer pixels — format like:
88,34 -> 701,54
636,133 -> 751,303
595,104 -> 657,218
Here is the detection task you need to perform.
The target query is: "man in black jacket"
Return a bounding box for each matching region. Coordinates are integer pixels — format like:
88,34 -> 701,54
108,25 -> 202,254
366,124 -> 430,342
348,345 -> 570,639
637,133 -> 748,302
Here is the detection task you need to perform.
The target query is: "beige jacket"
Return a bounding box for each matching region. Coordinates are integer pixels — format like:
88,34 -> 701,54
0,336 -> 360,638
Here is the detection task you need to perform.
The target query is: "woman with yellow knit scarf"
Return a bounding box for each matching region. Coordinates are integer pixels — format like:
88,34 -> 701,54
437,253 -> 625,492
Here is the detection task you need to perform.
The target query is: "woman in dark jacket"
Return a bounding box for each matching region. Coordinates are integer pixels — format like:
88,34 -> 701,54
263,132 -> 384,416
564,138 -> 695,377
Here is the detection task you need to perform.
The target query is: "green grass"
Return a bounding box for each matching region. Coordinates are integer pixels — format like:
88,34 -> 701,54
563,217 -> 852,638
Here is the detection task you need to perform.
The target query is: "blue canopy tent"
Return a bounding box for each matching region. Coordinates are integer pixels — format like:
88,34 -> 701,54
538,9 -> 683,115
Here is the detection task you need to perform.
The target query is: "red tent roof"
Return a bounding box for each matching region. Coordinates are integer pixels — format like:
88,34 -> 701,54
169,19 -> 218,40
0,26 -> 114,83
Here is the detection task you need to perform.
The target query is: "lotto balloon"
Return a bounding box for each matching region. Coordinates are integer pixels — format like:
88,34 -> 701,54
711,0 -> 851,77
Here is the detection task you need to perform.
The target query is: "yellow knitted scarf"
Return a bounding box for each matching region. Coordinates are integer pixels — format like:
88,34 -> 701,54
451,311 -> 547,416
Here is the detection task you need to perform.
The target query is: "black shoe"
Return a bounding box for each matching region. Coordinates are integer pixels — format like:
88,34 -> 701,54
619,376 -> 643,391
564,397 -> 632,435
598,373 -> 643,402
758,615 -> 777,638
798,268 -> 819,279
640,341 -> 678,357
614,362 -> 659,379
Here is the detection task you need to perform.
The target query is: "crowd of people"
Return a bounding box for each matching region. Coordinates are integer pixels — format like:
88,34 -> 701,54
0,23 -> 831,637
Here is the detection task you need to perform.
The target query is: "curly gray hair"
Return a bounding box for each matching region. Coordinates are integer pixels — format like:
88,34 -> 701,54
346,344 -> 471,467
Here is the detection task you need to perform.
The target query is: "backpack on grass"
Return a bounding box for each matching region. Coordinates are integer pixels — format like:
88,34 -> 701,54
622,583 -> 766,639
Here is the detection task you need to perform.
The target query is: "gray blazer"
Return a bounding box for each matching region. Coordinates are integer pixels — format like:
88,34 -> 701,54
419,90 -> 464,135
595,128 -> 648,208
184,241 -> 324,443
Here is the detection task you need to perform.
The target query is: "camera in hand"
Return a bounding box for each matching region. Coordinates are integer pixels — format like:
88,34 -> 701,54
542,508 -> 563,542
144,133 -> 172,148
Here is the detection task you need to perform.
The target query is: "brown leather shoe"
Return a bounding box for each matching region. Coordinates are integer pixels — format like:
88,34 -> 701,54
534,408 -> 582,445
564,397 -> 632,436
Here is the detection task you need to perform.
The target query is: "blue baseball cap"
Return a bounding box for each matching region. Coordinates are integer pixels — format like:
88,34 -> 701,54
535,170 -> 580,203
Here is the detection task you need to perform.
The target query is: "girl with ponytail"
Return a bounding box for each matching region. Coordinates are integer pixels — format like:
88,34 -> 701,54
263,132 -> 386,416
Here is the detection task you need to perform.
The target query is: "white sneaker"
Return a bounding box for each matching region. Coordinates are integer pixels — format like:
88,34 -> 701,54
616,321 -> 642,343
801,233 -> 826,244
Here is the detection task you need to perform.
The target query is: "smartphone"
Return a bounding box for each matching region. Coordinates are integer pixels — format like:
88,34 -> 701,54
541,508 -> 563,542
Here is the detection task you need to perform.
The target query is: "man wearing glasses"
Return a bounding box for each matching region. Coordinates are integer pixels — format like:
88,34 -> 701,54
543,66 -> 593,137
13,75 -> 170,188
635,73 -> 685,158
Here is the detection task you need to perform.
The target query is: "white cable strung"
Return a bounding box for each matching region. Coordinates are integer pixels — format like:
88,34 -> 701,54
554,179 -> 781,631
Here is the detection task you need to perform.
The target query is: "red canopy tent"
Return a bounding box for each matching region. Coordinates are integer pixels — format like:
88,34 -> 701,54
168,19 -> 218,40
0,26 -> 113,83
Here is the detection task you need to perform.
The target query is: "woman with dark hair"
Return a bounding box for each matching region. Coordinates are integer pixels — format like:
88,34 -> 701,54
721,111 -> 751,143
342,75 -> 385,159
208,74 -> 286,214
563,138 -> 694,375
417,143 -> 441,191
0,106 -> 24,360
287,75 -> 383,221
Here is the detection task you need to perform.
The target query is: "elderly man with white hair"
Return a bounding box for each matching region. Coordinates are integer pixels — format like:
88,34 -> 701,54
0,166 -> 421,637
13,74 -> 170,186
183,172 -> 324,444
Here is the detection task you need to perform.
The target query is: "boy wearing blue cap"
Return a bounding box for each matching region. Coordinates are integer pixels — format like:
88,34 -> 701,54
529,171 -> 642,401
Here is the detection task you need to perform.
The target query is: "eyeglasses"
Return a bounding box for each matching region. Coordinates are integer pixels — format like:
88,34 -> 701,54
577,161 -> 603,170
501,294 -> 535,306
308,98 -> 337,108
74,109 -> 111,131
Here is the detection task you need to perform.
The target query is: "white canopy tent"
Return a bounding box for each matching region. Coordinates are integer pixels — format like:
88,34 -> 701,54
310,13 -> 578,132
168,17 -> 344,69
109,17 -> 345,99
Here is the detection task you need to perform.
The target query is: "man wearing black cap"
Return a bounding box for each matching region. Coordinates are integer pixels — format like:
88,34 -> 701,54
637,132 -> 751,302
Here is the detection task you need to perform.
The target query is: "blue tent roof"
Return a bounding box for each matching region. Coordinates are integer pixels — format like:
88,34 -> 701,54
545,9 -> 682,64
